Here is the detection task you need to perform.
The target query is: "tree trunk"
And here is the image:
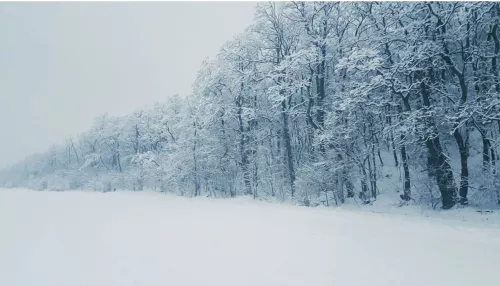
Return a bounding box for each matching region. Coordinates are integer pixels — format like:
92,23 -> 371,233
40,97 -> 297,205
453,127 -> 469,205
441,42 -> 470,205
420,71 -> 458,209
385,106 -> 399,168
236,91 -> 252,196
281,100 -> 296,198
400,136 -> 411,201
360,157 -> 370,203
193,121 -> 200,197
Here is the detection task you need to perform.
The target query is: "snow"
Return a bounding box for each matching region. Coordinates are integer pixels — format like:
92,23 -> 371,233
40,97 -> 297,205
1,189 -> 500,286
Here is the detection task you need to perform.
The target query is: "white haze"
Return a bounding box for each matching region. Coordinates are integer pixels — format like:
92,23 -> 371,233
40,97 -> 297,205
0,2 -> 256,168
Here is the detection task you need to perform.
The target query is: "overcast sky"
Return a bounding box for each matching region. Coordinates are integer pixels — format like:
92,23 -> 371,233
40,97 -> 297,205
0,2 -> 256,168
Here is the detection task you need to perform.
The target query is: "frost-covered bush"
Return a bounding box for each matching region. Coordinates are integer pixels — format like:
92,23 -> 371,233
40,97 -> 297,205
46,174 -> 70,191
469,170 -> 500,207
296,160 -> 353,207
86,174 -> 112,192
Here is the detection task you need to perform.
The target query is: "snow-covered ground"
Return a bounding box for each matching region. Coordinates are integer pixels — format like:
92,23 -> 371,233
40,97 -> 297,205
1,189 -> 499,286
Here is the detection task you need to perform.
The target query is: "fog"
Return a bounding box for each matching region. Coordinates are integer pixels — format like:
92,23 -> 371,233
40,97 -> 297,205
0,2 -> 256,168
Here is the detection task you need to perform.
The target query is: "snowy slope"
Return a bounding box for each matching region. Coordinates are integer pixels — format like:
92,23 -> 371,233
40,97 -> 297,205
1,189 -> 499,286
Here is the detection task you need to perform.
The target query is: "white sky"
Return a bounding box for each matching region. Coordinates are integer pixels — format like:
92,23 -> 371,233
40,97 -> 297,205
0,2 -> 256,168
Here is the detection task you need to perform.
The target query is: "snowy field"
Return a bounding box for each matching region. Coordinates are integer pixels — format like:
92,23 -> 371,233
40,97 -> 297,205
1,189 -> 500,286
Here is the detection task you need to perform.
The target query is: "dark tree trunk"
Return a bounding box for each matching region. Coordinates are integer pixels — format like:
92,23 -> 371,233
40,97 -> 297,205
360,158 -> 370,204
316,45 -> 327,128
482,135 -> 491,169
281,99 -> 296,198
400,136 -> 411,201
390,131 -> 399,168
371,152 -> 377,199
492,145 -> 500,205
454,128 -> 469,204
420,70 -> 458,209
441,38 -> 470,205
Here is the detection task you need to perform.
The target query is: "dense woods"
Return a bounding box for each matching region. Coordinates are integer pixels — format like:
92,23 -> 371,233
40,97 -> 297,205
2,2 -> 500,209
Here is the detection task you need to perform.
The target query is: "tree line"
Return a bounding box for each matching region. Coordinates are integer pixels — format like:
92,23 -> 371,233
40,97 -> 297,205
2,2 -> 500,209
